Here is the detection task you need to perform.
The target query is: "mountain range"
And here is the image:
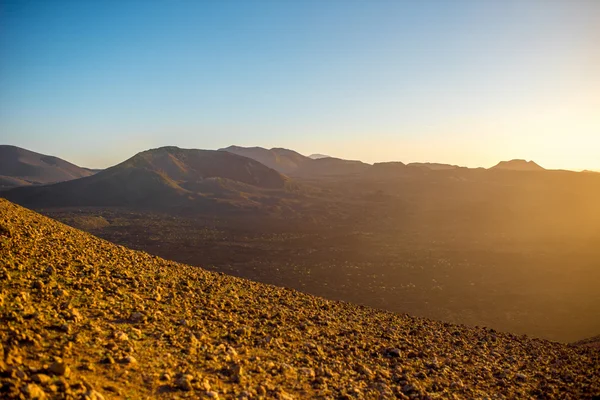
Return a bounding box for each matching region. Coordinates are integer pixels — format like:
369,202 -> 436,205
0,145 -> 95,189
220,145 -> 370,177
2,146 -> 287,209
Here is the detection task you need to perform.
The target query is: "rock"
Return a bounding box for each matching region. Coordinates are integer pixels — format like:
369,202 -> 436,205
121,356 -> 137,365
31,374 -> 52,384
114,331 -> 129,341
299,367 -> 316,379
160,372 -> 171,381
130,312 -> 146,323
32,280 -> 44,290
206,391 -> 219,398
386,348 -> 402,358
175,376 -> 193,391
23,383 -> 47,399
48,361 -> 70,377
101,355 -> 115,364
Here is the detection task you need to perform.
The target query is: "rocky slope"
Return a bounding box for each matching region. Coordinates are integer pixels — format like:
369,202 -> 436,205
0,199 -> 598,399
0,146 -> 95,189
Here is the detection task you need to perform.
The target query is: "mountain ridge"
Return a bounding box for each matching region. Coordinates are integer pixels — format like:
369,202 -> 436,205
2,147 -> 287,209
0,145 -> 95,189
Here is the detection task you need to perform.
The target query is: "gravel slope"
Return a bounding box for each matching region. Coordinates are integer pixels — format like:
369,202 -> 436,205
0,199 -> 598,399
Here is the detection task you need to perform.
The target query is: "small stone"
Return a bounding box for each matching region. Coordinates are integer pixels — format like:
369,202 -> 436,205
206,391 -> 219,399
23,383 -> 47,399
32,280 -> 45,290
130,312 -> 145,323
31,374 -> 52,384
101,355 -> 115,364
80,362 -> 95,371
48,361 -> 70,377
160,372 -> 171,381
386,348 -> 401,358
402,384 -> 417,394
114,331 -> 129,341
299,368 -> 315,379
176,377 -> 193,391
515,373 -> 527,381
121,356 -> 137,365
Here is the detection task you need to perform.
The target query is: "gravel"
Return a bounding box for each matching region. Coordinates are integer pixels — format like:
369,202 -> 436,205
1,198 -> 599,399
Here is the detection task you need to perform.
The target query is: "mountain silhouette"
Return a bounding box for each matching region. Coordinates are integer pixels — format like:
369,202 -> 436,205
408,162 -> 460,170
2,147 -> 287,208
219,145 -> 310,174
221,145 -> 371,177
0,145 -> 95,189
491,159 -> 545,171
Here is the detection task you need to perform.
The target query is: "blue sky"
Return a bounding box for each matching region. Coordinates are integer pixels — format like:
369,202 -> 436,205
1,0 -> 598,169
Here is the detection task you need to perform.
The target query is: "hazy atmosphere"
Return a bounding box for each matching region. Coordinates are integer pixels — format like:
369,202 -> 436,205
1,0 -> 599,170
1,1 -> 599,399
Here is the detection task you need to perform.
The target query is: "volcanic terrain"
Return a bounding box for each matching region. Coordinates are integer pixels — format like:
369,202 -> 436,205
1,199 -> 599,399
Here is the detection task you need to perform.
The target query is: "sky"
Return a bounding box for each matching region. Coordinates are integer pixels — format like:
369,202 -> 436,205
0,0 -> 599,170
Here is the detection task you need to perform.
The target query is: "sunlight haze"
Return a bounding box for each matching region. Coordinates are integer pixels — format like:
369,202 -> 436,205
1,0 -> 598,170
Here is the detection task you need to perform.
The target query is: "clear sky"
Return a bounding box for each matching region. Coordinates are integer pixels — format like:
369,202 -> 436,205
1,0 -> 598,170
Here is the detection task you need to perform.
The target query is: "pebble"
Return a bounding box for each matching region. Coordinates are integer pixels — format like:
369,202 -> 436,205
48,361 -> 70,377
23,383 -> 47,400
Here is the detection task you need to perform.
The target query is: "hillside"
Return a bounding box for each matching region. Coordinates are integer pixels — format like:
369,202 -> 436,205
1,199 -> 599,399
491,159 -> 545,171
219,146 -> 311,175
221,146 -> 371,177
294,157 -> 371,177
2,147 -> 287,209
0,145 -> 94,189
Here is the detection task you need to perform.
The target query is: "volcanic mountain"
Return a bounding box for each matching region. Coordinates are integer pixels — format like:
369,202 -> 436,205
221,145 -> 371,177
1,199 -> 599,398
491,159 -> 545,171
219,145 -> 311,175
0,145 -> 95,189
2,147 -> 287,209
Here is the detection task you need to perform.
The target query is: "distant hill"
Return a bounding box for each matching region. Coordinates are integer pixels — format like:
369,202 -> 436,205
0,145 -> 95,189
219,145 -> 311,174
572,334 -> 600,350
491,159 -> 545,171
309,153 -> 330,159
295,157 -> 371,177
2,146 -> 287,209
408,162 -> 460,171
221,145 -> 371,177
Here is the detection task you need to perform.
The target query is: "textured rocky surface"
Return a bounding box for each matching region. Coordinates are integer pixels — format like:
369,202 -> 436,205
0,199 -> 598,399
